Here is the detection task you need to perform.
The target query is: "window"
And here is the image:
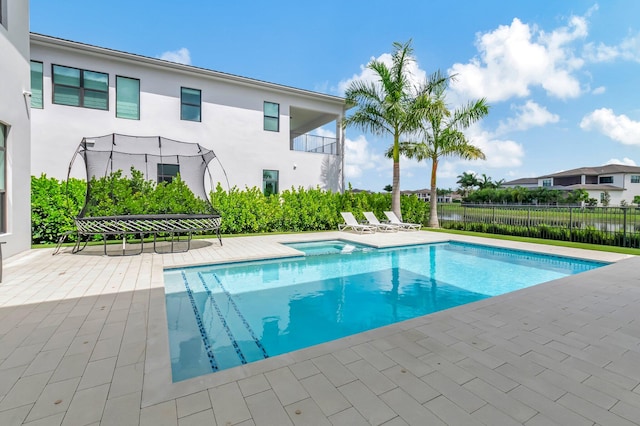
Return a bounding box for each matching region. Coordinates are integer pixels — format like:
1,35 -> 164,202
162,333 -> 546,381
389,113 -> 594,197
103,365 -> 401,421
116,76 -> 140,119
30,61 -> 44,109
52,65 -> 108,110
180,87 -> 201,121
263,101 -> 279,132
542,179 -> 552,187
0,0 -> 6,28
263,170 -> 279,196
0,123 -> 6,233
599,176 -> 613,184
631,175 -> 640,183
157,163 -> 180,184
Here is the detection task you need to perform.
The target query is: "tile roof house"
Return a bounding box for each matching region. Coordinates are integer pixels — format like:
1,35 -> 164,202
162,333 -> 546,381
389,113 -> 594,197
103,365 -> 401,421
503,164 -> 640,206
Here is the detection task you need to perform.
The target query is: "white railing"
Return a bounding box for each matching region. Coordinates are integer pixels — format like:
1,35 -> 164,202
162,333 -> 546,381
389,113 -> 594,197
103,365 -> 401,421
291,133 -> 337,154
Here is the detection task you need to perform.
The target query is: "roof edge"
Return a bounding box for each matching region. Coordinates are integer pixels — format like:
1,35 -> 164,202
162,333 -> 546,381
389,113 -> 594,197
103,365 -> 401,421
30,33 -> 349,107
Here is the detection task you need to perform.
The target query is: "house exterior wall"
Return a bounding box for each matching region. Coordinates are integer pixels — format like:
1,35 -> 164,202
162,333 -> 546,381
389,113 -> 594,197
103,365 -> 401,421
0,0 -> 32,257
30,37 -> 346,194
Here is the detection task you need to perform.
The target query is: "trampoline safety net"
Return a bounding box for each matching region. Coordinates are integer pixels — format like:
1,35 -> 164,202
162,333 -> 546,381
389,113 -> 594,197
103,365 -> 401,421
57,133 -> 222,255
77,133 -> 217,216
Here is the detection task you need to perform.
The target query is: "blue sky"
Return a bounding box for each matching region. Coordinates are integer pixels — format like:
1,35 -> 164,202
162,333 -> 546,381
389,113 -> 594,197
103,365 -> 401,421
31,0 -> 640,191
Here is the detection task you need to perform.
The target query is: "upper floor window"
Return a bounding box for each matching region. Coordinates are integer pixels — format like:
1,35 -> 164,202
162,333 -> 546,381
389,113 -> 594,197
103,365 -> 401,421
157,163 -> 180,184
116,76 -> 140,120
30,61 -> 44,109
542,179 -> 552,187
599,176 -> 613,184
263,170 -> 279,196
631,175 -> 640,183
180,87 -> 201,122
52,65 -> 108,110
264,101 -> 279,132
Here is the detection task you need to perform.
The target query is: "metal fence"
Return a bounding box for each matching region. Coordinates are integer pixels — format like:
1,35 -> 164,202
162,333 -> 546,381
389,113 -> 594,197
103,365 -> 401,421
438,203 -> 640,248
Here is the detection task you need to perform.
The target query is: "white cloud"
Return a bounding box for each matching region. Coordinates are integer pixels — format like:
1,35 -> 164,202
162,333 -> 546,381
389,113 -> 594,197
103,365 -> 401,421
580,108 -> 640,146
592,86 -> 606,95
583,42 -> 620,62
449,14 -> 588,102
584,32 -> 640,63
496,100 -> 559,134
343,134 -> 386,178
158,48 -> 191,65
471,130 -> 525,169
336,52 -> 427,96
414,124 -> 525,188
606,157 -> 637,166
619,34 -> 640,61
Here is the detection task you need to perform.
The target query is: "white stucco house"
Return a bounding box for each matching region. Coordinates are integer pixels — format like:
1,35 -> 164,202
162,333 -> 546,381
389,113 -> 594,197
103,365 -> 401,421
503,165 -> 640,206
0,0 -> 32,258
29,33 -> 348,193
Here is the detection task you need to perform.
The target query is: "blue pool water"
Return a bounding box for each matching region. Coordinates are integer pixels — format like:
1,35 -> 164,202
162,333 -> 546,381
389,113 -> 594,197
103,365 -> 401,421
164,241 -> 606,382
283,239 -> 374,255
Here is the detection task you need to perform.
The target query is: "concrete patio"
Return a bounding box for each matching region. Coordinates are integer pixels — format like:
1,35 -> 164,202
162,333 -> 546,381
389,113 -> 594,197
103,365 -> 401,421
1,231 -> 640,425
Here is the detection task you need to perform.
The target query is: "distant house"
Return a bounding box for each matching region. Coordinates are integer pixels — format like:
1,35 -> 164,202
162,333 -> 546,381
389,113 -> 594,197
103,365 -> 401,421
503,164 -> 640,206
501,177 -> 538,189
401,189 -> 456,203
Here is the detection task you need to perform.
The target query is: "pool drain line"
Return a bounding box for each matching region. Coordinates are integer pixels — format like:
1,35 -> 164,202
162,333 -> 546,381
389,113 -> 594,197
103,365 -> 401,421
197,272 -> 247,364
180,271 -> 219,372
209,272 -> 270,360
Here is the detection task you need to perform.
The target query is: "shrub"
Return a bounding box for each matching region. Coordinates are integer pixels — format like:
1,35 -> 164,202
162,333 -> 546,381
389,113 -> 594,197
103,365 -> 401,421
31,174 -> 86,244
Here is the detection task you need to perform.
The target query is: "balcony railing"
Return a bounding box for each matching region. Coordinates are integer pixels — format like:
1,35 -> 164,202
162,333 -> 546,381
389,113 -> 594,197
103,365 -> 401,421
291,133 -> 337,155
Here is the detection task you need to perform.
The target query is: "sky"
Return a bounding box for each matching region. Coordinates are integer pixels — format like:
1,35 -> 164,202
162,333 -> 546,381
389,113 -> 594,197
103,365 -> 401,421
30,0 -> 640,192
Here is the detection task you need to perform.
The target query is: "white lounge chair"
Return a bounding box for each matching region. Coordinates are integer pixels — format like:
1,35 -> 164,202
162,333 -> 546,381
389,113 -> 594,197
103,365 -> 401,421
383,211 -> 421,231
363,211 -> 399,232
338,212 -> 376,234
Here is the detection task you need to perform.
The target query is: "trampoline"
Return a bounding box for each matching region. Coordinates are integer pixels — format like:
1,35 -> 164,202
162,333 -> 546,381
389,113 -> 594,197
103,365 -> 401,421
55,134 -> 223,255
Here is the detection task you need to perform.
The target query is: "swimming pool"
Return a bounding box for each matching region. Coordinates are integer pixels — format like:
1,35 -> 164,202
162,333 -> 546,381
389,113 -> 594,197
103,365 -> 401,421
164,241 -> 605,381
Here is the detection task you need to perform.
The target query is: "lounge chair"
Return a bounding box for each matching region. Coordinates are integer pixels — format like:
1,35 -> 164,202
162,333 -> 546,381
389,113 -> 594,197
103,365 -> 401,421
383,211 -> 422,231
363,211 -> 399,232
338,212 -> 376,234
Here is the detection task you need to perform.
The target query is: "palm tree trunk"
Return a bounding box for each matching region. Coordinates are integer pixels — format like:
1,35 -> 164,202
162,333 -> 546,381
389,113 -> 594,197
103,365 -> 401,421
429,159 -> 439,228
392,160 -> 401,221
392,134 -> 402,221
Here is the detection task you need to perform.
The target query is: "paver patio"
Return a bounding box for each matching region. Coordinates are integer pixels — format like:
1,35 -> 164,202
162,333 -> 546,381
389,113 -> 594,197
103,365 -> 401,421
1,231 -> 639,425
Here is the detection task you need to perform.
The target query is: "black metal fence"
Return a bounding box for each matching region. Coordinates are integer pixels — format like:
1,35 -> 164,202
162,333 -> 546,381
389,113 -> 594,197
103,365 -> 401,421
438,204 -> 640,248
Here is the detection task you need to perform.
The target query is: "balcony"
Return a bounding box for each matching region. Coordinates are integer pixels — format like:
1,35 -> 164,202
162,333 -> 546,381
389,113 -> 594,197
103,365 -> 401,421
291,133 -> 337,155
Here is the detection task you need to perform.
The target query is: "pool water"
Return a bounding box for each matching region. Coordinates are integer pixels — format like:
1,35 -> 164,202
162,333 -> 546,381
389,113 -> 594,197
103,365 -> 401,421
164,241 -> 605,382
283,239 -> 374,255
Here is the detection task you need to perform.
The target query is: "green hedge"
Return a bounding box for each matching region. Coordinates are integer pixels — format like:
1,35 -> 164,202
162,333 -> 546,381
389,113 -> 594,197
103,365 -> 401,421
31,175 -> 431,244
31,174 -> 86,244
209,183 -> 428,234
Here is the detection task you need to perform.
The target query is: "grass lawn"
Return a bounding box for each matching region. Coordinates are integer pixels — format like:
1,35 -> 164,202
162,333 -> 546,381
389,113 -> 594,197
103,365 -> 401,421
428,227 -> 640,256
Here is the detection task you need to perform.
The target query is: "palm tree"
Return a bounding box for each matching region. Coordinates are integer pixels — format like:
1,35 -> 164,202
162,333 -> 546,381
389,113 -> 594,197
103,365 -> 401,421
394,72 -> 489,228
456,171 -> 478,197
343,40 -> 431,220
492,178 -> 506,189
478,173 -> 493,190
